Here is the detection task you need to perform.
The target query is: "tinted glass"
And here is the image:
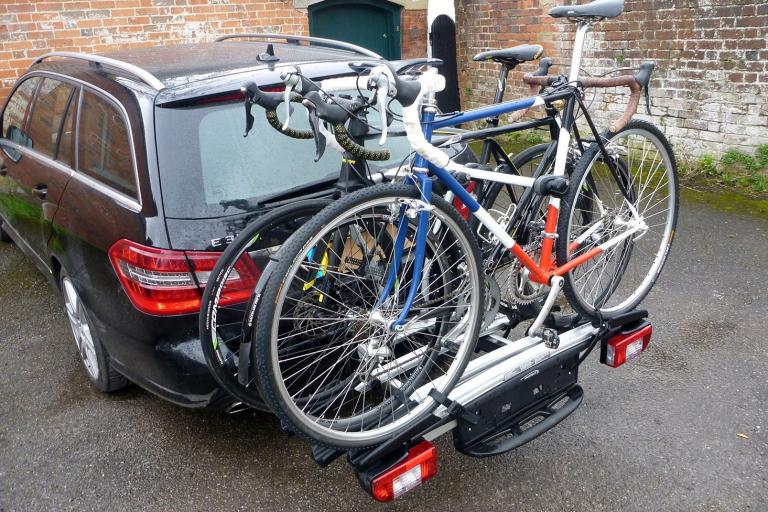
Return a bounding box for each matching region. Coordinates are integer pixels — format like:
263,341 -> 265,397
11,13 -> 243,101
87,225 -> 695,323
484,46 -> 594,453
57,88 -> 78,168
1,77 -> 39,148
78,90 -> 136,198
155,97 -> 413,219
27,78 -> 75,158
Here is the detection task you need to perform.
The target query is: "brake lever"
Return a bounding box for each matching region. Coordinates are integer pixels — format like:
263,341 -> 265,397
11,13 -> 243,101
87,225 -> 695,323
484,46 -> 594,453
634,62 -> 655,116
644,84 -> 652,115
280,66 -> 305,130
283,80 -> 296,130
376,79 -> 389,145
302,100 -> 326,162
367,67 -> 396,145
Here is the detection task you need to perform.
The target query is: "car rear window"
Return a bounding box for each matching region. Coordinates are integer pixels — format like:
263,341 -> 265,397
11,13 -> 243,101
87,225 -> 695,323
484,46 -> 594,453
78,90 -> 137,198
155,96 -> 414,219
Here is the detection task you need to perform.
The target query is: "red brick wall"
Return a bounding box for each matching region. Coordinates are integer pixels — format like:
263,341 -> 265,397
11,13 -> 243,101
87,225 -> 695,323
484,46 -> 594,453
455,0 -> 559,109
455,0 -> 768,158
401,8 -> 427,59
0,0 -> 308,101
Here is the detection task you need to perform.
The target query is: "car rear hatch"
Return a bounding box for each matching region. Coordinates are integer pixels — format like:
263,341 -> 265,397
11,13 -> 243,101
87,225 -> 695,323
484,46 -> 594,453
152,59 -> 476,250
137,60 -> 476,315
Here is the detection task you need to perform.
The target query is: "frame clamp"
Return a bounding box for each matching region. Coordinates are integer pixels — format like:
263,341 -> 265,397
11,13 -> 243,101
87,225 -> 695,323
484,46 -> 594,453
428,388 -> 480,425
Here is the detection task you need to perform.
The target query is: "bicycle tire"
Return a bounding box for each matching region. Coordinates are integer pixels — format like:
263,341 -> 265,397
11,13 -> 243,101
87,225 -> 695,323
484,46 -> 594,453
252,183 -> 484,449
556,120 -> 679,318
199,198 -> 332,408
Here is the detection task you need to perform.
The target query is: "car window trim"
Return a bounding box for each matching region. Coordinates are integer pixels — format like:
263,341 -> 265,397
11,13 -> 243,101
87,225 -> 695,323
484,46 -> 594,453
21,77 -> 43,137
10,143 -> 74,178
52,86 -> 77,163
14,70 -> 142,211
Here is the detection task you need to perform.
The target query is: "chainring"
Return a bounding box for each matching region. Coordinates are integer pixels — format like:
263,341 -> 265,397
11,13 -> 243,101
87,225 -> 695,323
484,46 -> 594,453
507,241 -> 549,305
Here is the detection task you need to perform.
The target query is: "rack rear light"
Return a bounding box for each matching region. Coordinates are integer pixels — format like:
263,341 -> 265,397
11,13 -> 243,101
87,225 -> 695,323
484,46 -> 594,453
369,441 -> 438,502
601,322 -> 652,368
108,239 -> 260,316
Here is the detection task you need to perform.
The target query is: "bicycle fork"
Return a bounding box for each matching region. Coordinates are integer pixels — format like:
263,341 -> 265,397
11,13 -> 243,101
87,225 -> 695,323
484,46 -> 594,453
376,171 -> 433,331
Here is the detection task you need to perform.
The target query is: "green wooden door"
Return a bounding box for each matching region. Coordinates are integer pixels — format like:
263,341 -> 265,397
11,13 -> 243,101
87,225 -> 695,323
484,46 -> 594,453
308,0 -> 402,59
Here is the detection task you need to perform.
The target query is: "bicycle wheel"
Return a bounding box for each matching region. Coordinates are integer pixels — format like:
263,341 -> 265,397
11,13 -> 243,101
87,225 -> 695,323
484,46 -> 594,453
253,183 -> 484,448
199,198 -> 332,407
556,120 -> 679,318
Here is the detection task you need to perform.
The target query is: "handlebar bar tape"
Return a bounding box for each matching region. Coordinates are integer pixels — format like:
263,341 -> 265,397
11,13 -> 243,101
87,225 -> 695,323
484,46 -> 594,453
243,83 -> 314,139
333,124 -> 391,161
522,60 -> 657,133
265,108 -> 314,139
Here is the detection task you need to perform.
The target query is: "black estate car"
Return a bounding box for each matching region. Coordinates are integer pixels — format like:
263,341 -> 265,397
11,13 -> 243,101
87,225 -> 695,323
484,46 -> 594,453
0,37 -> 476,410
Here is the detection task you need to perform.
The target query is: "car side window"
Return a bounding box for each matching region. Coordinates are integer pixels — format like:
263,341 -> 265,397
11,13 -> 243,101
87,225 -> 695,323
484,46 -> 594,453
1,77 -> 40,152
27,78 -> 76,159
78,90 -> 136,198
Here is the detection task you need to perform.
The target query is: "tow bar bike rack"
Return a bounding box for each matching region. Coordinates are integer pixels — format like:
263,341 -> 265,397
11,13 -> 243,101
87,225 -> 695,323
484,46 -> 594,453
308,309 -> 652,502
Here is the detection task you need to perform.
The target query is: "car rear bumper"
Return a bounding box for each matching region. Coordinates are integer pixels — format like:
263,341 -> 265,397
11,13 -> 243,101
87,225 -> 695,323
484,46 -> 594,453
88,309 -> 267,411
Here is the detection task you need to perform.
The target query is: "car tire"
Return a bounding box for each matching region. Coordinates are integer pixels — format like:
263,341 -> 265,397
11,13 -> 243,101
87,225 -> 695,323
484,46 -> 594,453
60,270 -> 129,393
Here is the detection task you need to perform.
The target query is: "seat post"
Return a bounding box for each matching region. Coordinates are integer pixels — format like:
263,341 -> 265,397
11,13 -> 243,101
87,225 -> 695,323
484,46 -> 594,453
479,63 -> 512,163
568,22 -> 592,83
492,63 -> 511,107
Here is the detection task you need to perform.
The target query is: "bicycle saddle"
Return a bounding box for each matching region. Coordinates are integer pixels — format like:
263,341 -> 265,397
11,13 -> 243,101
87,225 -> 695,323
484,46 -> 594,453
549,0 -> 624,19
472,44 -> 544,65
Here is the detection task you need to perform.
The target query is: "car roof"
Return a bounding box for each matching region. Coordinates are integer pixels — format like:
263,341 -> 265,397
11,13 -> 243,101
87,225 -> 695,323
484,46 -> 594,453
28,41 -> 376,98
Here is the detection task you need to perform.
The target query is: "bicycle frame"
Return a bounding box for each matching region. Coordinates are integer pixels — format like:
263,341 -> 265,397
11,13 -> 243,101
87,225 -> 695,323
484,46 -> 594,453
380,22 -> 648,328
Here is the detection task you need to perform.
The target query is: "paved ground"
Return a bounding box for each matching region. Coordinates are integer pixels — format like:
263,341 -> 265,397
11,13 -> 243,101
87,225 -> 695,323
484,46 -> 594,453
1,197 -> 766,512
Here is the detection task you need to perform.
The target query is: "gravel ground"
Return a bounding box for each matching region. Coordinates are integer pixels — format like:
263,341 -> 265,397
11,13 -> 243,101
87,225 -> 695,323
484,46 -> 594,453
0,197 -> 766,512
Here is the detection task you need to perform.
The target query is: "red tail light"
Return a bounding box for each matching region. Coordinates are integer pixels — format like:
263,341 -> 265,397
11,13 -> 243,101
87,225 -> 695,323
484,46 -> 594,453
603,323 -> 652,368
453,180 -> 476,221
108,239 -> 260,316
370,441 -> 437,502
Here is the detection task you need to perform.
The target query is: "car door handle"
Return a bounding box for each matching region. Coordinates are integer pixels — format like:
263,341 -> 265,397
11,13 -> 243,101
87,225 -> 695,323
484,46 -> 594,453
0,163 -> 7,176
32,184 -> 48,200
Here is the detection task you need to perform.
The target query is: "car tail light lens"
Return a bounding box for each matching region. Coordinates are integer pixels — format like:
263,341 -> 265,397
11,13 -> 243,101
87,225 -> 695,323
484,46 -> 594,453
370,441 -> 437,502
108,239 -> 260,316
603,323 -> 652,368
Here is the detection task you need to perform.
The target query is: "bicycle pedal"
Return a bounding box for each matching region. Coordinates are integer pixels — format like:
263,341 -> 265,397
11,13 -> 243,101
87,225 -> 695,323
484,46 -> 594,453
541,328 -> 560,349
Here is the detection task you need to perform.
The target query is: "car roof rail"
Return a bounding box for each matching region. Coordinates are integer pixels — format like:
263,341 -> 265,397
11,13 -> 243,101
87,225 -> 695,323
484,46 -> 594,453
215,33 -> 382,59
32,52 -> 165,91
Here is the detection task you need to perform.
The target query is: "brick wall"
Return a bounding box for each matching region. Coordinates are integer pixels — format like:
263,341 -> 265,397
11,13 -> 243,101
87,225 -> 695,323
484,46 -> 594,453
401,8 -> 427,59
456,0 -> 768,159
0,0 -> 308,101
455,0 -> 560,108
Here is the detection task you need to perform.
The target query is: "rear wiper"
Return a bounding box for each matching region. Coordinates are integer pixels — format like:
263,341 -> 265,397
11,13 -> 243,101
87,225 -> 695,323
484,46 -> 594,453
219,176 -> 336,212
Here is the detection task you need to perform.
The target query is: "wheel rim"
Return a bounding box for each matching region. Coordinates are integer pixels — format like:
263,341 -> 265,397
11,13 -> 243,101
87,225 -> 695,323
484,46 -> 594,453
62,277 -> 99,380
565,128 -> 676,314
202,202 -> 330,406
268,195 -> 481,445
